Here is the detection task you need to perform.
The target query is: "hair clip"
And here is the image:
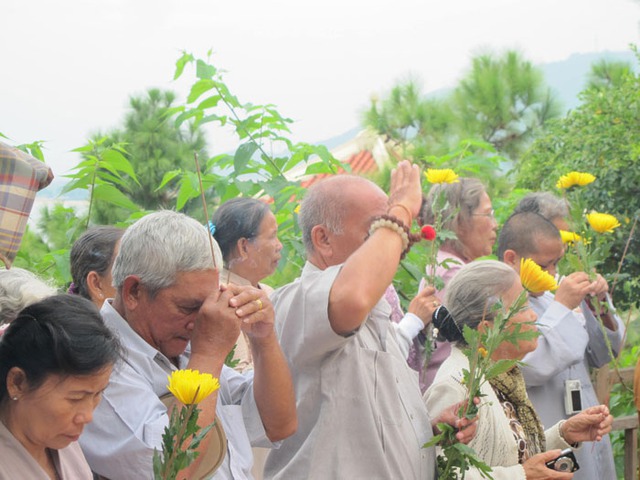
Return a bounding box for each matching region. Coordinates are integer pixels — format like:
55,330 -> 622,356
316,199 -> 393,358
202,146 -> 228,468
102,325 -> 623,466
208,221 -> 216,236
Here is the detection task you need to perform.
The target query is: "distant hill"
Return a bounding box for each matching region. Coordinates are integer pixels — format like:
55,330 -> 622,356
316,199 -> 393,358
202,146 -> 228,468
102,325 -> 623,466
541,50 -> 636,112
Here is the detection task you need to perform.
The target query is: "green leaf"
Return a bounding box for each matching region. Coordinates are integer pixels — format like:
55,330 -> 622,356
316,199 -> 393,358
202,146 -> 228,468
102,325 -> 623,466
174,52 -> 194,80
176,177 -> 198,211
92,184 -> 140,211
197,95 -> 222,110
155,170 -> 182,191
187,79 -> 216,104
196,59 -> 217,80
233,142 -> 258,172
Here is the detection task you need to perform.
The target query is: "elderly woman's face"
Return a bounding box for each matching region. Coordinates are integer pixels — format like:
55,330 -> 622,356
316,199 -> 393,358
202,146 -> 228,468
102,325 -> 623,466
236,211 -> 283,285
8,366 -> 112,454
457,192 -> 498,261
492,279 -> 538,361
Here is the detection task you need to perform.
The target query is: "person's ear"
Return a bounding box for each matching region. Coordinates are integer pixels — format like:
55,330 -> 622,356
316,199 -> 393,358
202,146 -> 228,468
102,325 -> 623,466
86,271 -> 105,304
311,225 -> 333,258
6,367 -> 28,399
502,249 -> 520,269
120,275 -> 144,311
236,238 -> 250,260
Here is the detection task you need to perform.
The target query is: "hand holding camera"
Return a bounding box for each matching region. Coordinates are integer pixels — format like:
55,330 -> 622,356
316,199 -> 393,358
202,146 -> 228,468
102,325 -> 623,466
523,449 -> 577,479
545,448 -> 579,473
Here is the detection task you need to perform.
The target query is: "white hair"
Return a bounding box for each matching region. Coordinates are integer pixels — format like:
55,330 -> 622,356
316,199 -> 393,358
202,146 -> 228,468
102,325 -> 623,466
112,211 -> 223,296
0,268 -> 57,324
443,260 -> 518,344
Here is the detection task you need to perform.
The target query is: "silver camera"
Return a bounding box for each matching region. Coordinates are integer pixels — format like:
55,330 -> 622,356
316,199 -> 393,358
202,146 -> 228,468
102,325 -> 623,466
564,379 -> 583,415
546,448 -> 579,472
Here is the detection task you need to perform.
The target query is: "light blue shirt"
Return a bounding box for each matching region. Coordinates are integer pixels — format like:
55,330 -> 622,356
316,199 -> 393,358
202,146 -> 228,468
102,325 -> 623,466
80,300 -> 273,479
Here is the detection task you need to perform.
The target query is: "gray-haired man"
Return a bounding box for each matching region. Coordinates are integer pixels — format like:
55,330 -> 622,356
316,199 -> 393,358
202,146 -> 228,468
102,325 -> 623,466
81,210 -> 296,479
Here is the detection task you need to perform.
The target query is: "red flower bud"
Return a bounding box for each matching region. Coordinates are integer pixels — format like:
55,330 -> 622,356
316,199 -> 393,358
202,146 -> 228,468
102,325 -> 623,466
421,225 -> 436,241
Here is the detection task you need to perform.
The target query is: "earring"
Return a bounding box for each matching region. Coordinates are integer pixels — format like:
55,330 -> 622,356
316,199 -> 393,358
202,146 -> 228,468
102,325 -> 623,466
12,397 -> 18,401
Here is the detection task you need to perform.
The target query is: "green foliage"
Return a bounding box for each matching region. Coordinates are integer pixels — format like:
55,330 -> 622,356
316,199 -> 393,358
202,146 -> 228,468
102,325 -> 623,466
586,59 -> 634,91
517,52 -> 640,307
364,50 -> 561,164
161,51 -> 347,282
153,402 -> 214,480
453,51 -> 562,159
64,137 -> 141,226
364,78 -> 455,160
89,88 -> 208,224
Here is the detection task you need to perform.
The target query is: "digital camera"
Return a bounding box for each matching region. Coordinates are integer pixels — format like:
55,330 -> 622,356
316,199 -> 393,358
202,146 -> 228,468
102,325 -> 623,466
545,448 -> 579,473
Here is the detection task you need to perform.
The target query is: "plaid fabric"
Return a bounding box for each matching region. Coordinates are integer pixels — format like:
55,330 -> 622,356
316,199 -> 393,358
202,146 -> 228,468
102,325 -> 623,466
0,142 -> 53,268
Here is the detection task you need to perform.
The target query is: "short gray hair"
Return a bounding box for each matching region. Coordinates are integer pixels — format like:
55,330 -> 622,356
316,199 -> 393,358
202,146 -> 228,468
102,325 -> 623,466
513,192 -> 569,222
112,211 -> 222,296
299,176 -> 374,252
0,268 -> 57,324
420,178 -> 486,254
442,260 -> 517,345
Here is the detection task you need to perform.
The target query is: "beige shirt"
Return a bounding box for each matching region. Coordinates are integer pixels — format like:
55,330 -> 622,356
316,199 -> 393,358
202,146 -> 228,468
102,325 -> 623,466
265,262 -> 435,480
0,421 -> 93,479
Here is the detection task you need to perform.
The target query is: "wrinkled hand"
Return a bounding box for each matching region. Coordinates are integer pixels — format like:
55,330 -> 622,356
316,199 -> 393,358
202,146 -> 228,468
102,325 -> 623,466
563,404 -> 613,444
231,286 -> 275,340
388,160 -> 422,220
191,283 -> 243,358
408,286 -> 439,328
523,450 -> 575,479
555,272 -> 592,310
432,398 -> 480,444
588,273 -> 609,301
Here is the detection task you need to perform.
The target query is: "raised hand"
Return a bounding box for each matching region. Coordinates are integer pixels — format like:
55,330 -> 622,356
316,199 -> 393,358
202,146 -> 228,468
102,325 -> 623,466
554,272 -> 592,310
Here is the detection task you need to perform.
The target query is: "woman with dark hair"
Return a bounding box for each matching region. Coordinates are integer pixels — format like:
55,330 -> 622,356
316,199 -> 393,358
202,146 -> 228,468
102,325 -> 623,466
211,198 -> 282,372
212,198 -> 282,293
69,226 -> 124,308
0,294 -> 121,479
424,261 -> 612,479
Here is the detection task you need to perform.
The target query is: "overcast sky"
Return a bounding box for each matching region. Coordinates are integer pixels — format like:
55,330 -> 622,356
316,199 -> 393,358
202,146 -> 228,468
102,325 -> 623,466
2,0 -> 639,177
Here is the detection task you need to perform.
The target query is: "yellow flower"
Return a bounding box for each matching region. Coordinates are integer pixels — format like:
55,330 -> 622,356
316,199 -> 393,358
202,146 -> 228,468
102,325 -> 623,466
294,204 -> 301,214
556,171 -> 596,189
167,369 -> 220,405
425,168 -> 459,184
586,212 -> 621,234
520,258 -> 558,293
478,347 -> 488,358
559,230 -> 582,245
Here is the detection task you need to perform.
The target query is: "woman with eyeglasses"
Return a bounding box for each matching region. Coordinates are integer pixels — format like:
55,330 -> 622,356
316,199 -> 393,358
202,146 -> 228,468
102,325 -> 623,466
413,177 -> 498,392
424,260 -> 613,480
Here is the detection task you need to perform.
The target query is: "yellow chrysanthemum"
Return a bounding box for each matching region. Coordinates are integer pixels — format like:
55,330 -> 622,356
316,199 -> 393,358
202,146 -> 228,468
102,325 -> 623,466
167,369 -> 220,405
478,347 -> 488,358
586,212 -> 621,234
559,230 -> 583,245
556,171 -> 596,189
520,258 -> 558,294
425,168 -> 459,184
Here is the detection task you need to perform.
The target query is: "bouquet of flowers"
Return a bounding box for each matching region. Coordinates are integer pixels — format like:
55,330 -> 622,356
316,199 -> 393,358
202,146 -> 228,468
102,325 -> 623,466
153,369 -> 220,480
425,259 -> 554,479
